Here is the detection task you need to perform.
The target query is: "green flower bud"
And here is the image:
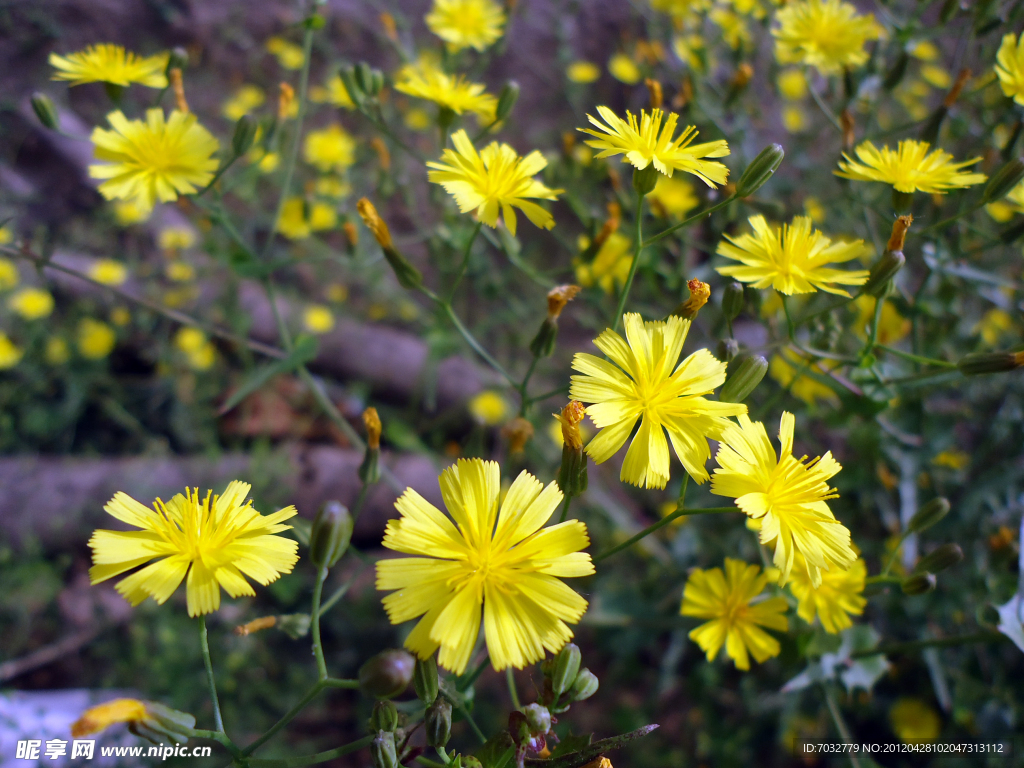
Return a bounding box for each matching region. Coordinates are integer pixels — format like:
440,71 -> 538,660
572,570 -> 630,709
914,543 -> 963,575
384,246 -> 424,290
359,649 -> 416,699
276,613 -> 311,639
901,572 -> 937,595
862,250 -> 906,297
231,114 -> 258,157
907,497 -> 950,534
570,667 -> 599,702
529,317 -> 558,358
425,698 -> 452,748
719,355 -> 768,403
371,730 -> 399,768
734,144 -> 785,198
305,13 -> 326,30
721,282 -> 745,322
414,655 -> 439,704
370,700 -> 399,733
339,66 -> 365,107
310,501 -> 353,569
958,350 -> 1024,375
523,703 -> 551,735
717,338 -> 739,363
129,702 -> 196,744
495,81 -> 520,122
632,164 -> 660,197
167,47 -> 189,73
356,63 -> 375,95
557,442 -> 588,498
371,69 -> 385,97
30,93 -> 60,131
981,158 -> 1024,203
551,643 -> 582,697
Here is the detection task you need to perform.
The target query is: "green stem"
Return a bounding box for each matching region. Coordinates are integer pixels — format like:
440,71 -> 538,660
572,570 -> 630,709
247,734 -> 374,768
241,682 -> 325,756
642,195 -> 736,248
849,632 -> 1009,659
612,189 -> 647,330
557,495 -> 572,524
919,202 -> 984,235
823,685 -> 862,768
310,566 -> 329,680
455,700 -> 487,745
185,728 -> 242,759
592,505 -> 739,562
506,667 -> 521,710
876,344 -> 957,369
198,616 -> 225,733
447,221 -> 483,302
351,482 -> 372,523
861,295 -> 884,358
527,385 -> 570,403
793,293 -> 856,326
319,565 -> 366,616
806,75 -> 845,134
882,531 -> 912,576
195,154 -> 241,197
439,300 -> 518,386
457,653 -> 491,691
518,353 -> 540,417
322,677 -> 360,688
864,574 -> 902,585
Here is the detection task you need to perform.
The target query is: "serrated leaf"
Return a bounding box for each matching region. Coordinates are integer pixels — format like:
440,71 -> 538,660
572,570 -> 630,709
218,335 -> 318,415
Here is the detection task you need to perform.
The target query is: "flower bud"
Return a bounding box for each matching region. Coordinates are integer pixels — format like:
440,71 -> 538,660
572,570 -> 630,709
530,318 -> 558,358
734,144 -> 784,198
359,407 -> 382,485
901,572 -> 937,595
721,282 -> 744,322
305,13 -> 326,30
863,215 -> 912,297
523,703 -> 551,735
914,543 -> 963,575
339,66 -> 365,107
981,158 -> 1024,203
907,497 -> 950,533
671,279 -> 710,321
370,700 -> 399,733
495,81 -> 520,122
414,655 -> 439,704
645,78 -> 664,109
234,616 -> 277,636
957,350 -> 1024,375
632,164 -> 660,197
359,650 -> 416,699
551,643 -> 582,697
231,114 -> 258,157
570,668 -> 599,702
167,47 -> 189,73
357,198 -> 423,289
717,338 -> 739,363
555,401 -> 588,498
30,93 -> 59,131
356,62 -> 375,95
719,355 -> 768,403
546,284 -> 581,321
425,698 -> 452,748
310,501 -> 353,569
131,701 -> 196,745
275,613 -> 311,639
371,69 -> 385,97
371,730 -> 399,768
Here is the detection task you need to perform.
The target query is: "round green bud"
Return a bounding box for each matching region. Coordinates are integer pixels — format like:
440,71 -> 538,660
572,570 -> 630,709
413,655 -> 439,704
30,93 -> 60,131
359,649 -> 416,699
495,81 -> 520,122
523,703 -> 551,735
231,114 -> 258,158
719,355 -> 768,403
907,497 -> 950,534
276,613 -> 311,639
370,730 -> 398,768
901,572 -> 937,595
914,543 -> 963,575
570,667 -> 599,702
734,144 -> 785,198
981,158 -> 1024,204
309,501 -> 353,569
551,643 -> 582,697
958,351 -> 1024,376
425,698 -> 452,749
369,700 -> 399,733
167,47 -> 189,72
632,164 -> 660,197
862,250 -> 906,297
721,282 -> 745,322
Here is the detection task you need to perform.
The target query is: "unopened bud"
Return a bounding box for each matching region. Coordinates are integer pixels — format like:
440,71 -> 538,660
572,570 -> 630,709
231,114 -> 258,157
425,698 -> 452,748
981,158 -> 1024,203
914,543 -> 963,574
546,284 -> 581,320
502,417 -> 534,454
671,279 -> 710,320
555,401 -> 588,497
339,66 -> 364,107
645,78 -> 663,109
167,47 -> 189,73
370,136 -> 391,171
719,355 -> 768,403
901,572 -> 937,595
632,164 -> 660,197
371,730 -> 399,768
357,198 -> 393,249
413,655 -> 439,704
570,668 -> 599,701
958,350 -> 1024,375
908,497 -> 950,533
721,282 -> 745,322
355,63 -> 375,95
234,616 -> 276,636
343,221 -> 359,247
363,407 -> 382,450
131,702 -> 196,745
735,144 -> 784,198
31,93 -> 59,130
863,216 -> 911,297
551,643 -> 582,697
370,700 -> 399,733
278,82 -> 295,120
496,81 -> 520,122
275,613 -> 311,639
359,649 -> 416,699
310,501 -> 353,569
169,67 -> 189,113
523,703 -> 551,735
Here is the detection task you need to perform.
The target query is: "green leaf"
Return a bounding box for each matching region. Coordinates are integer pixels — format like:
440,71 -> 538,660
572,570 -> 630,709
548,733 -> 592,758
524,725 -> 659,768
218,335 -> 319,415
474,733 -> 515,768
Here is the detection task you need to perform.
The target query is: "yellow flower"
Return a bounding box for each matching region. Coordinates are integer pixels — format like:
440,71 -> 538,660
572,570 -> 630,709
608,53 -> 642,84
71,699 -> 149,737
50,44 -> 169,88
222,85 -> 265,121
277,198 -> 337,240
575,232 -> 632,293
567,61 -> 601,84
716,215 -> 870,296
672,35 -> 707,72
90,109 -> 220,211
376,459 -> 594,673
266,37 -> 304,69
0,258 -> 19,290
394,59 -> 497,118
769,349 -> 839,405
711,8 -> 750,50
975,307 -> 1015,346
158,226 -> 196,251
711,412 -> 856,587
426,0 -> 506,52
45,337 -> 70,365
77,318 -> 117,360
110,307 -> 131,326
681,558 -> 789,670
788,555 -> 866,633
647,175 -> 698,219
427,129 -> 563,235
548,414 -> 592,447
570,313 -> 745,489
932,451 -> 969,470
303,304 -> 335,334
986,180 -> 1024,222
303,124 -> 356,173
88,481 -> 298,616
404,108 -> 433,131
0,332 -> 22,369
777,68 -> 808,100
166,262 -> 195,283
310,76 -> 355,108
315,176 -> 351,199
853,294 -> 910,345
772,0 -> 883,76
251,150 -> 280,173
920,64 -> 951,89
782,105 -> 808,133
803,196 -> 826,223
995,33 -> 1024,106
468,390 -> 509,425
113,199 -> 152,226
88,259 -> 128,286
8,287 -> 54,320
580,107 -> 730,187
174,327 -> 216,370
835,139 -> 986,194
0,225 -> 12,245
652,0 -> 711,20
326,283 -> 349,303
889,699 -> 941,743
909,40 -> 939,61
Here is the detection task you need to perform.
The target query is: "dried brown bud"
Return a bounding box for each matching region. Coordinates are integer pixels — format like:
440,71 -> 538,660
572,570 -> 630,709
169,68 -> 189,113
547,284 -> 581,319
343,221 -> 358,247
370,137 -> 391,171
278,82 -> 295,120
554,401 -> 586,451
593,202 -> 621,250
645,78 -> 663,109
363,407 -> 382,449
235,616 -> 276,636
379,12 -> 398,41
887,215 -> 913,252
502,417 -> 534,454
731,63 -> 753,89
562,131 -> 576,157
840,109 -> 855,151
943,68 -> 972,108
357,198 -> 394,249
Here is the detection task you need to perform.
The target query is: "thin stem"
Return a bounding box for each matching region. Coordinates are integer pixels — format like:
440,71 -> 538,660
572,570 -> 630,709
457,653 -> 491,691
592,506 -> 739,562
247,734 -> 375,768
506,667 -> 521,710
876,344 -> 957,369
447,221 -> 483,302
310,566 -> 329,680
455,700 -> 487,745
350,482 -> 372,523
849,632 -> 1009,659
806,76 -> 845,134
241,682 -> 325,756
198,617 -> 225,733
919,202 -> 984,235
527,385 -> 569,403
322,677 -> 360,688
882,531 -> 911,576
823,685 -> 862,768
518,354 -> 540,417
195,154 -> 241,197
557,495 -> 572,524
677,474 -> 689,507
613,189 -> 647,330
794,293 -> 856,325
642,195 -> 736,248
862,295 -> 884,358
439,300 -> 518,386
185,728 -> 242,759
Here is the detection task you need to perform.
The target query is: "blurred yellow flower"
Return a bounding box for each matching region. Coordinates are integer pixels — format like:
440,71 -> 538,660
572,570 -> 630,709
395,58 -> 497,118
50,44 -> 168,88
8,287 -> 54,320
782,105 -> 808,133
110,307 -> 131,326
909,40 -> 939,61
608,53 -> 642,84
853,294 -> 910,345
45,336 -> 70,365
769,348 -> 839,405
90,109 -> 219,211
88,259 -> 128,286
652,0 -> 711,20
266,37 -> 305,70
777,68 -> 808,100
711,8 -> 751,50
303,304 -> 335,334
468,390 -> 509,425
222,85 -> 265,121
113,199 -> 151,225
773,0 -> 883,75
921,64 -> 951,89
975,307 -> 1015,346
326,283 -> 349,303
315,176 -> 351,199
0,258 -> 19,290
836,140 -> 986,194
647,175 -> 698,219
672,35 -> 706,72
303,124 -> 356,173
0,332 -> 22,369
566,61 -> 601,84
277,198 -> 337,240
788,555 -> 866,633
174,327 -> 215,370
803,196 -> 826,223
77,318 -> 117,360
250,149 -> 280,173
889,699 -> 941,743
165,261 -> 195,282
310,75 -> 355,108
995,32 -> 1024,106
426,0 -> 506,52
575,232 -> 632,294
404,108 -> 433,131
158,226 -> 196,251
0,225 -> 12,245
932,450 -> 969,470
